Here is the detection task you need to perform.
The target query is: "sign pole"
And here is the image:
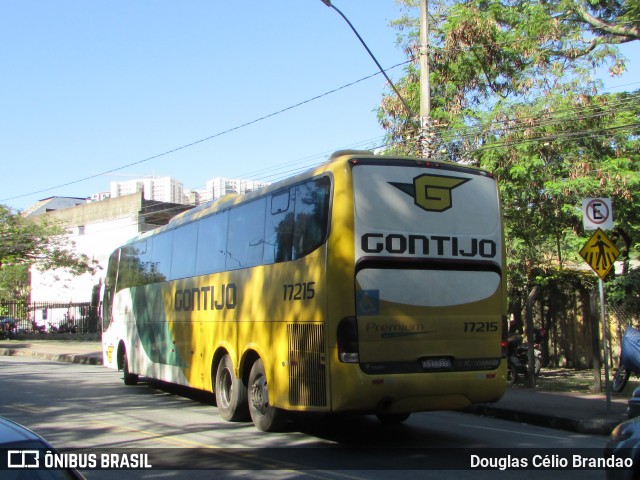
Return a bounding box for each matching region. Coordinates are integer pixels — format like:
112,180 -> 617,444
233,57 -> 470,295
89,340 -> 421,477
580,200 -> 617,411
599,278 -> 611,411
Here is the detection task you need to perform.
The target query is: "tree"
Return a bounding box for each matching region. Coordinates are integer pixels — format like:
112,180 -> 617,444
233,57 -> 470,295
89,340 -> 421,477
0,264 -> 30,303
566,0 -> 640,46
379,0 -> 640,273
479,90 -> 640,316
378,1 -> 640,371
0,205 -> 97,300
379,0 -> 635,151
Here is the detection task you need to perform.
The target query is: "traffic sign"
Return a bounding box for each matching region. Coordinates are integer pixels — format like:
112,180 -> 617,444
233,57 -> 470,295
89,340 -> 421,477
579,228 -> 620,279
582,198 -> 613,230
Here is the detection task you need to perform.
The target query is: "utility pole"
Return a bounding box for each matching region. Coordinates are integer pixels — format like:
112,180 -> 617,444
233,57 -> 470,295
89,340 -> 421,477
419,0 -> 432,159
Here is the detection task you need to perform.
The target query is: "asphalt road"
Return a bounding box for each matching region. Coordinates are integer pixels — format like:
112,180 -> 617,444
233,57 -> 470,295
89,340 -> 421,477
0,356 -> 613,479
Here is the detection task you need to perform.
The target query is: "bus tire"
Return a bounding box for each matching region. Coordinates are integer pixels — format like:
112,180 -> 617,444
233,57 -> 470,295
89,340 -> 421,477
121,348 -> 139,386
215,354 -> 249,422
248,359 -> 285,432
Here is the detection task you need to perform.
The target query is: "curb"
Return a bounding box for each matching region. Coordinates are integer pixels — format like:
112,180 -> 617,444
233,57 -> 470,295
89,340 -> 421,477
468,403 -> 620,436
0,347 -> 102,366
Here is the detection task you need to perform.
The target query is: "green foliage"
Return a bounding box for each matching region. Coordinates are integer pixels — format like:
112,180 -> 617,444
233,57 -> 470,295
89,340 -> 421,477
607,269 -> 640,318
380,0 -> 640,315
0,264 -> 30,303
0,205 -> 98,300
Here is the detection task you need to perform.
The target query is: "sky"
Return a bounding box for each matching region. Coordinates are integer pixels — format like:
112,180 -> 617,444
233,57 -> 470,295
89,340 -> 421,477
1,1 -> 638,211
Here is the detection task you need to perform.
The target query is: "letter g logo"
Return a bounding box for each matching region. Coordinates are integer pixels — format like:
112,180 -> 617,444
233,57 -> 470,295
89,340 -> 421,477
390,174 -> 470,212
414,174 -> 469,212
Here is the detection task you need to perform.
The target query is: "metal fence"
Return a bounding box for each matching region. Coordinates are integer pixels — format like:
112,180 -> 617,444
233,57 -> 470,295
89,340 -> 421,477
0,301 -> 99,334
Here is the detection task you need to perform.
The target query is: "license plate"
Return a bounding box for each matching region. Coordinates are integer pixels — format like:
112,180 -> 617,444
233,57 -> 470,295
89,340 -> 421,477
421,358 -> 452,370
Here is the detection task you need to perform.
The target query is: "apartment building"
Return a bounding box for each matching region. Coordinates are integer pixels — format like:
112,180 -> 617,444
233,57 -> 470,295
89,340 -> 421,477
110,176 -> 186,204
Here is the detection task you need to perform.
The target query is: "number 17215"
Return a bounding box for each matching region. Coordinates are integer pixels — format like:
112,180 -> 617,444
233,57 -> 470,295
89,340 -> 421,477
464,321 -> 498,332
283,282 -> 315,301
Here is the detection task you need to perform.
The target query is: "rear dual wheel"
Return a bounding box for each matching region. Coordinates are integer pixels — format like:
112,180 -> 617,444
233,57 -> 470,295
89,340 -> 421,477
248,359 -> 286,432
215,354 -> 249,422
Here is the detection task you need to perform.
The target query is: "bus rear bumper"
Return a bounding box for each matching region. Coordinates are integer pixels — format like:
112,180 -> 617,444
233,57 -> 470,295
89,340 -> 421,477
329,364 -> 507,414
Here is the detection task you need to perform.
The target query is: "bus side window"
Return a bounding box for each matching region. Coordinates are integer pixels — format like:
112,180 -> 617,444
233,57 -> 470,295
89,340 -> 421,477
196,211 -> 229,276
119,242 -> 146,289
137,240 -> 153,286
152,230 -> 173,282
293,177 -> 330,260
265,189 -> 294,264
171,223 -> 198,279
227,198 -> 267,269
103,249 -> 120,331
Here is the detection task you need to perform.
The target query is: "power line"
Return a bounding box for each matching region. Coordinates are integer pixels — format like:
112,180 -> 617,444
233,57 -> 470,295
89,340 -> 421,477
180,135 -> 385,196
381,95 -> 639,156
3,60 -> 637,206
405,93 -> 640,140
0,62 -> 409,204
13,112 -> 638,238
474,122 -> 640,152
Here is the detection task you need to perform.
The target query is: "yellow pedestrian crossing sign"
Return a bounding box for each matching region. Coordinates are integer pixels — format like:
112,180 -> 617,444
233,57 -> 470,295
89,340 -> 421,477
579,228 -> 620,279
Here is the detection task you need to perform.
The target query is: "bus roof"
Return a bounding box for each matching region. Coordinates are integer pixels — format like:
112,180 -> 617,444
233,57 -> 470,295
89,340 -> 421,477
121,150 -> 492,245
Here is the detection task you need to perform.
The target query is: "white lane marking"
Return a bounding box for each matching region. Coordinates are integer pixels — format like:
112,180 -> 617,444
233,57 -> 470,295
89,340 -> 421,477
460,423 -> 568,440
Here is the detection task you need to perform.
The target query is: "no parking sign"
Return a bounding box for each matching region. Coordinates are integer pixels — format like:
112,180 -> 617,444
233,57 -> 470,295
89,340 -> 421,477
582,198 -> 613,230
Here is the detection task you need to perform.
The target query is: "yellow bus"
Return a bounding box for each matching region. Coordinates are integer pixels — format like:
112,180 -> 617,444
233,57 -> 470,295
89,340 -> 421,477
101,150 -> 507,431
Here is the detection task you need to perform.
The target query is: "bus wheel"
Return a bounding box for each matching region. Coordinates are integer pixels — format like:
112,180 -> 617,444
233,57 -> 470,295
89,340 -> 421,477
376,412 -> 411,424
121,348 -> 138,386
215,354 -> 249,422
248,359 -> 285,432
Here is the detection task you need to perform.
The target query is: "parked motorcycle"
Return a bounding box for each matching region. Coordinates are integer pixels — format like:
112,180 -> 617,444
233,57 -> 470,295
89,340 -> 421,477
507,334 -> 528,385
612,325 -> 640,393
506,329 -> 545,385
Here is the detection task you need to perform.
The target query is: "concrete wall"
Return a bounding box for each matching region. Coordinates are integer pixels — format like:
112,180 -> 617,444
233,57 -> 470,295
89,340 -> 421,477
30,192 -> 194,305
30,194 -> 145,304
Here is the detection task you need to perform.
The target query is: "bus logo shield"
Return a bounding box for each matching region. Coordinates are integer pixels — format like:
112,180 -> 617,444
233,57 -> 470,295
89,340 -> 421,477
391,174 -> 470,212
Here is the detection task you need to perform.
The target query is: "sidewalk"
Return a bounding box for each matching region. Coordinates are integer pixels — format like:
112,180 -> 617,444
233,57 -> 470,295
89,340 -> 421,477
0,338 -> 103,365
469,387 -> 628,436
0,339 -> 630,436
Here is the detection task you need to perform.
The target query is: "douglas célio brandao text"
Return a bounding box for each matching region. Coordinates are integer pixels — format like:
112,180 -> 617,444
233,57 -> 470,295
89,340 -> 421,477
470,453 -> 633,470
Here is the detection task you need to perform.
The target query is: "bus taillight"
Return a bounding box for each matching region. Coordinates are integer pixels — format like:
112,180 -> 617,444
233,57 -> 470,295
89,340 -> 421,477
501,315 -> 508,357
337,316 -> 359,363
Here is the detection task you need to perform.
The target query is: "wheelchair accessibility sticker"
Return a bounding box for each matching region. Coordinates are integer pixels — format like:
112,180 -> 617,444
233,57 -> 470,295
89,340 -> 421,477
356,290 -> 380,316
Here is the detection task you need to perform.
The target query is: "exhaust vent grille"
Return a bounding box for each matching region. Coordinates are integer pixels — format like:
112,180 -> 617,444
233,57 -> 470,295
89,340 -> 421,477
288,323 -> 327,407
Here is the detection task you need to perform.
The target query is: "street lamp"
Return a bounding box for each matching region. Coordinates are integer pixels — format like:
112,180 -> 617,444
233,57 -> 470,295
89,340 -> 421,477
319,0 -> 414,121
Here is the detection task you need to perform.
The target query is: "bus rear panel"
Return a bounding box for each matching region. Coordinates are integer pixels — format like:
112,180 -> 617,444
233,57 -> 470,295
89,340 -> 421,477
329,157 -> 506,415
